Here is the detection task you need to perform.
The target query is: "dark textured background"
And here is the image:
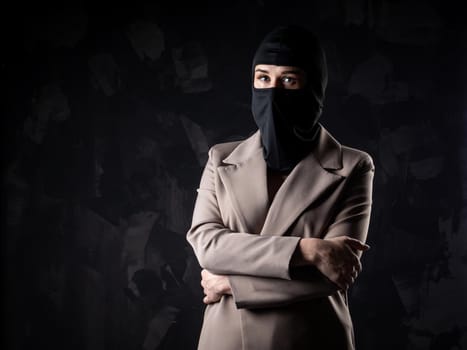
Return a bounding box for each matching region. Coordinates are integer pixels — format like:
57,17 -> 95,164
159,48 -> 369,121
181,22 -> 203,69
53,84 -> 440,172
2,1 -> 467,349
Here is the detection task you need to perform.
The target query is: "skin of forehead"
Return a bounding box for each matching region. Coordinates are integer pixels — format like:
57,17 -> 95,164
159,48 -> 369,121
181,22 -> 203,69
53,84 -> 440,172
254,64 -> 305,75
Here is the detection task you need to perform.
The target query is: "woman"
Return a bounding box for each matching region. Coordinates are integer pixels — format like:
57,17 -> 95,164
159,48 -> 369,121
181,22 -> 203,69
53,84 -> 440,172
186,25 -> 375,350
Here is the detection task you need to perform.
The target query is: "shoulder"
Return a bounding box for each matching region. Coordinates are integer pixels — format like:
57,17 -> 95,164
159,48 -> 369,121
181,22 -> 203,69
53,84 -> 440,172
319,124 -> 375,175
341,145 -> 375,173
319,125 -> 374,176
206,130 -> 261,166
207,139 -> 245,165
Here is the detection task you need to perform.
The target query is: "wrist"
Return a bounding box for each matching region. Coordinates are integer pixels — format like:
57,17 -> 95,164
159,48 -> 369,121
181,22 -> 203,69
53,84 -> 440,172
291,239 -> 306,266
222,276 -> 232,295
300,238 -> 320,265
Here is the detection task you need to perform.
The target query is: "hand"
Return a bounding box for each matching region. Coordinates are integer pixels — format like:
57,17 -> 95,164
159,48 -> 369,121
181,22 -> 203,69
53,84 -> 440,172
200,269 -> 232,304
299,237 -> 369,291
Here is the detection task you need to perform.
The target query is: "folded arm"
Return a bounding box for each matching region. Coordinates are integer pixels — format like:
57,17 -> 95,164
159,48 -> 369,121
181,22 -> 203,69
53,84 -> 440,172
187,146 -> 375,309
187,147 -> 302,280
228,154 -> 375,309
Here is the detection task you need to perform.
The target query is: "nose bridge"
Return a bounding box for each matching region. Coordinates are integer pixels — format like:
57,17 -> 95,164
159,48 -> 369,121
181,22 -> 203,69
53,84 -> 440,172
271,75 -> 283,88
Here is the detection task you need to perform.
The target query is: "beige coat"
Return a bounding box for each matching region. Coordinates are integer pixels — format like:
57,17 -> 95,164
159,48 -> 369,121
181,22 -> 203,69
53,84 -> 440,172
187,124 -> 375,350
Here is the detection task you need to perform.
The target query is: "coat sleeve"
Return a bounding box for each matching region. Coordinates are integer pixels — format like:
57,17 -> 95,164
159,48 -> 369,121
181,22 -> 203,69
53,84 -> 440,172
228,153 -> 375,309
186,146 -> 302,280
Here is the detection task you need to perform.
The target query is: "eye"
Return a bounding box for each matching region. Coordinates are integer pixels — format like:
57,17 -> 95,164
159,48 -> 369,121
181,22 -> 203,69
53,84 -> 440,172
257,74 -> 270,82
281,76 -> 297,84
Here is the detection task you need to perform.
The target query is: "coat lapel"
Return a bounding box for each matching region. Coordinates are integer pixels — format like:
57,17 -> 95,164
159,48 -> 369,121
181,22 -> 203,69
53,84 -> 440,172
217,132 -> 269,233
218,124 -> 345,236
260,148 -> 344,236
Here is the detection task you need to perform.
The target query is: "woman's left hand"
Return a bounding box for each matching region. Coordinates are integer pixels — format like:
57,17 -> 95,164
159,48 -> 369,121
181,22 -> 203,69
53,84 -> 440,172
201,269 -> 232,304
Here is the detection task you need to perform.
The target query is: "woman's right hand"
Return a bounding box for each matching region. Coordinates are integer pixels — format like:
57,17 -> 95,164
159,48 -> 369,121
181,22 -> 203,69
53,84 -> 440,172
297,237 -> 370,290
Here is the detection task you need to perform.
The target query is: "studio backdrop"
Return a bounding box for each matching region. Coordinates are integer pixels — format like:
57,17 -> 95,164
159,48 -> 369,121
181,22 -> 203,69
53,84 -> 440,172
2,1 -> 467,350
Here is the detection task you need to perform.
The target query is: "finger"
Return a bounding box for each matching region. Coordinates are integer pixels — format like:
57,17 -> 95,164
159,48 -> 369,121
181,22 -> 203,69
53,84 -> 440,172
342,276 -> 352,290
346,269 -> 356,281
345,236 -> 366,246
356,259 -> 362,274
202,269 -> 215,279
347,268 -> 357,283
201,279 -> 212,288
204,295 -> 218,304
343,244 -> 360,261
205,291 -> 222,304
204,291 -> 215,304
352,266 -> 359,279
347,254 -> 362,274
340,269 -> 354,285
343,253 -> 360,273
345,238 -> 370,251
351,254 -> 360,267
347,241 -> 370,252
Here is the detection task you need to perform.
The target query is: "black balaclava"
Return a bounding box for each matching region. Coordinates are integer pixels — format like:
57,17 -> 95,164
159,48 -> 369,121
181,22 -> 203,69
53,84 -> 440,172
251,25 -> 328,172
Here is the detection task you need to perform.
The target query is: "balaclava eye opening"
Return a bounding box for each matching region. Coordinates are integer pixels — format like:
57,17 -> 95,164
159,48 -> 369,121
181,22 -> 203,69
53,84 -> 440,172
251,25 -> 328,172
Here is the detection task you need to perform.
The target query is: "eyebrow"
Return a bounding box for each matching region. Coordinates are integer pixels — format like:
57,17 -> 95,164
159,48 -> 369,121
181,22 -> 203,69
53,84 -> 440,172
255,68 -> 302,75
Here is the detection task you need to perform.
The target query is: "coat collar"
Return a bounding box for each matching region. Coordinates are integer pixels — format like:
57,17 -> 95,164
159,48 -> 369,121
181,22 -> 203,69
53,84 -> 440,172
222,123 -> 343,170
217,124 -> 345,236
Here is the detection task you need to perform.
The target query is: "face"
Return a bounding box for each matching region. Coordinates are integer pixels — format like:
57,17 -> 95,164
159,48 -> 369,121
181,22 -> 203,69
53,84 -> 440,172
253,64 -> 307,89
